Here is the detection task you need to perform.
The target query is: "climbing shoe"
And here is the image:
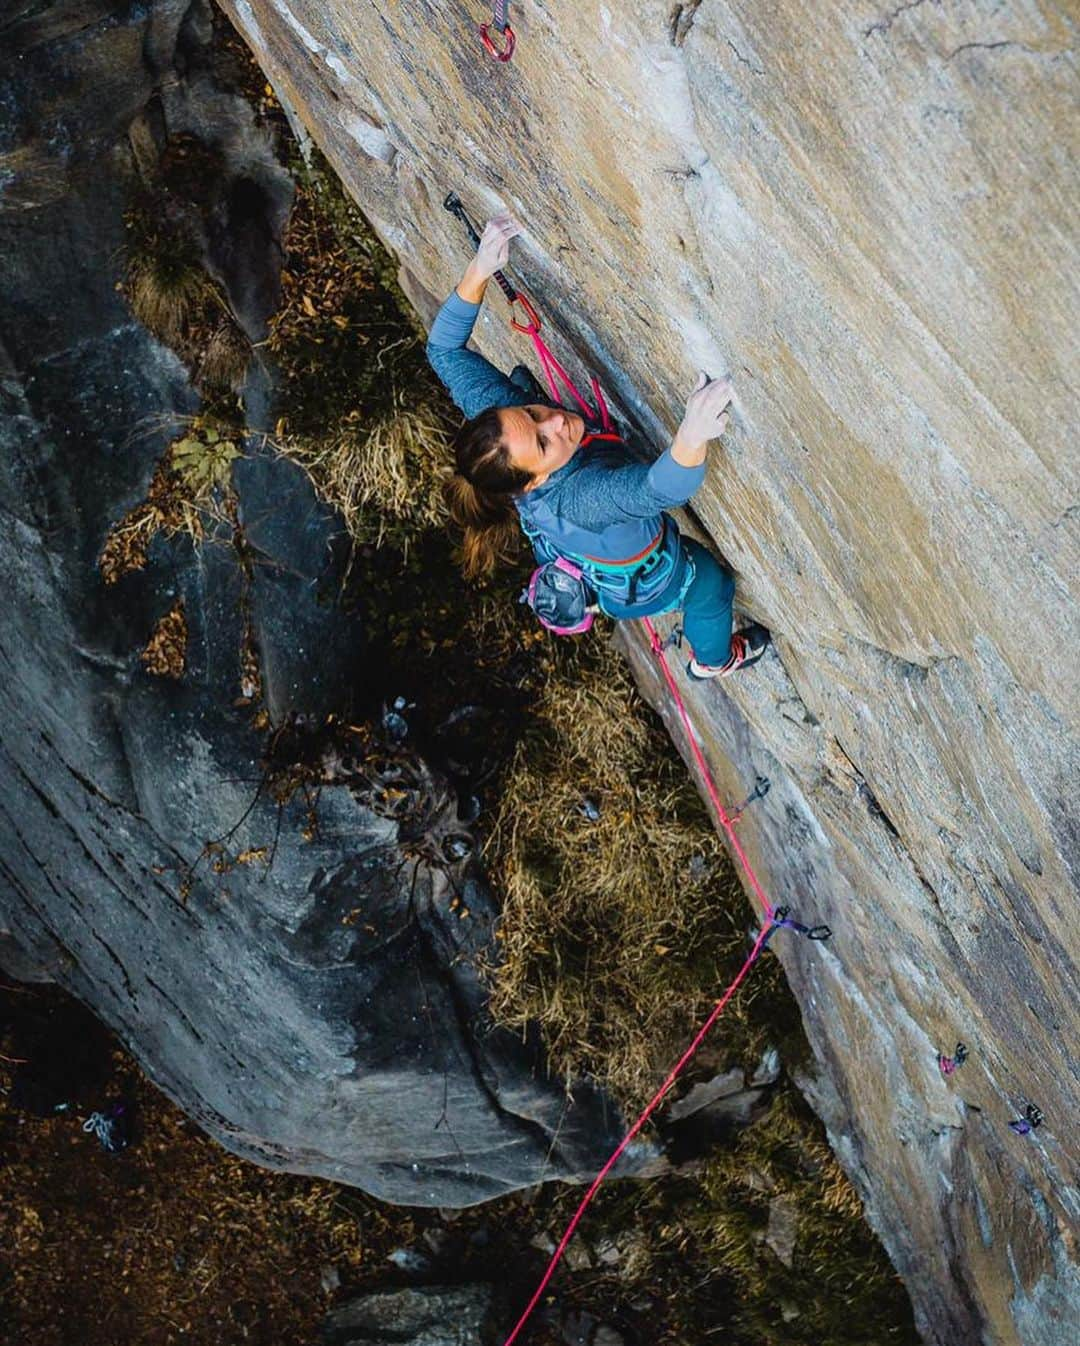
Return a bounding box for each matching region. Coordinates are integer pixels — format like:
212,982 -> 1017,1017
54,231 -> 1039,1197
687,624 -> 771,680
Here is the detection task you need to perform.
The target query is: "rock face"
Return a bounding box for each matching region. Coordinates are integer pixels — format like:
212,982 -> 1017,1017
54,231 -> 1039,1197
322,1285 -> 498,1346
0,0 -> 634,1207
212,3 -> 1078,1343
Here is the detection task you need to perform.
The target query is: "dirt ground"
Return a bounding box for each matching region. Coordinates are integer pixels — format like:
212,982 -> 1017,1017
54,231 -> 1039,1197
0,975 -> 916,1346
1,982 -> 569,1346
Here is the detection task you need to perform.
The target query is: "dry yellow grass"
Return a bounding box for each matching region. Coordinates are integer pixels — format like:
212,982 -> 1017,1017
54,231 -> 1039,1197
124,210 -> 251,393
197,317 -> 253,391
283,397 -> 452,547
483,637 -> 764,1105
127,247 -> 217,347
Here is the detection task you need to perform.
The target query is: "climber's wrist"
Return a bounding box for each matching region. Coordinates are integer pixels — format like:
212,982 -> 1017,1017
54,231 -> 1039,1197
456,261 -> 490,305
671,428 -> 707,467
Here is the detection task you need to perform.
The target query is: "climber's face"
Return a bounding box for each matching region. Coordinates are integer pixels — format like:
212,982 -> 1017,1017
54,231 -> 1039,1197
499,404 -> 585,488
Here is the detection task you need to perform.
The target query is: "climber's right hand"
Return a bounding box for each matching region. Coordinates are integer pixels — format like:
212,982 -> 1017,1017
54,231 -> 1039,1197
676,372 -> 733,450
472,213 -> 521,281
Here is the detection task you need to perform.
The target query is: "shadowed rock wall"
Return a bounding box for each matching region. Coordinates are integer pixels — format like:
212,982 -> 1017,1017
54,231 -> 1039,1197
0,0 -> 633,1209
213,2 -> 1078,1342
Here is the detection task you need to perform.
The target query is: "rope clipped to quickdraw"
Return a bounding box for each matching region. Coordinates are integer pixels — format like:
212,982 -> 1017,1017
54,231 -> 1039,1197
443,192 -> 612,431
770,906 -> 833,941
479,0 -> 515,61
501,621 -> 832,1345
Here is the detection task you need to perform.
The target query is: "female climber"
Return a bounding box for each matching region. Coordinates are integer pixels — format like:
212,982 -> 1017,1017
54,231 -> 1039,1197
426,213 -> 769,679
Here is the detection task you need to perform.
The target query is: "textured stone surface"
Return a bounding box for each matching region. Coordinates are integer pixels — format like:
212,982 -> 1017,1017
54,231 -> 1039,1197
0,0 -> 636,1208
213,2 -> 1079,1341
322,1284 -> 497,1346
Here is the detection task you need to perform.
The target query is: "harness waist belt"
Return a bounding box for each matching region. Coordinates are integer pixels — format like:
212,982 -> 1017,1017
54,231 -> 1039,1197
578,525 -> 665,573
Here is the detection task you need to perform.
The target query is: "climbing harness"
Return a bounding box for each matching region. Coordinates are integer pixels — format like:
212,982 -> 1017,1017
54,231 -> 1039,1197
937,1042 -> 968,1077
501,619 -> 831,1346
520,510 -> 681,632
521,524 -> 679,634
479,0 -> 515,61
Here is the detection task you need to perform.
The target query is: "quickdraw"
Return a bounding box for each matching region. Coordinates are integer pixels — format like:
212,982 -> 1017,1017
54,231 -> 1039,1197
1009,1103 -> 1043,1136
768,905 -> 833,942
938,1042 -> 968,1076
443,191 -> 611,429
443,192 -> 540,332
729,774 -> 771,822
479,0 -> 515,61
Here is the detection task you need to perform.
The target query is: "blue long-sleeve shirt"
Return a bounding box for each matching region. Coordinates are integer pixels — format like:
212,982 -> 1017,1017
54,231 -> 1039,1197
427,291 -> 705,565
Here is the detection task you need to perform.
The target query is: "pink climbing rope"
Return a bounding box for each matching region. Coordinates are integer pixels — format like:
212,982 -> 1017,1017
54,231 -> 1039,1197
502,920 -> 775,1345
641,617 -> 775,921
512,301 -> 613,432
501,623 -> 783,1344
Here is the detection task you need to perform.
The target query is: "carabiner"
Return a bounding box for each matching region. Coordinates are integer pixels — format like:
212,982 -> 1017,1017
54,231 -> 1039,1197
479,22 -> 516,62
509,292 -> 541,334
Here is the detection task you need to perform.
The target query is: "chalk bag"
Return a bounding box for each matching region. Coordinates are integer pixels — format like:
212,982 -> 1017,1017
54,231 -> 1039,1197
523,556 -> 595,635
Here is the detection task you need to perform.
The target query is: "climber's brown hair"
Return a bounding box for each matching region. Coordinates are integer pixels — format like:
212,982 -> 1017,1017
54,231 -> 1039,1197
444,407 -> 533,579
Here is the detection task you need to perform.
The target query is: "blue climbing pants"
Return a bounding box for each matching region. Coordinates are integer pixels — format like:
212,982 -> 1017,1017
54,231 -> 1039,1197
678,538 -> 736,666
598,536 -> 735,666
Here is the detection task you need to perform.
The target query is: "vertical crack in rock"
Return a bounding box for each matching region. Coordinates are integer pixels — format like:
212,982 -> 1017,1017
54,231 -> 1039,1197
726,39 -> 764,75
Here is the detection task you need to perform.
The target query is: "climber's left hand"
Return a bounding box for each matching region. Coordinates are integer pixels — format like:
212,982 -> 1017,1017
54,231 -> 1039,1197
472,213 -> 522,280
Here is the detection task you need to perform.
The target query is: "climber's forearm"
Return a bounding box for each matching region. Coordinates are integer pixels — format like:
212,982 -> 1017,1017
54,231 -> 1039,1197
456,260 -> 490,306
426,287 -> 524,420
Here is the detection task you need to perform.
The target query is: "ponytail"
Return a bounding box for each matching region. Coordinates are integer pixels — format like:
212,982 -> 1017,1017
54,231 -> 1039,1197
444,406 -> 533,580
